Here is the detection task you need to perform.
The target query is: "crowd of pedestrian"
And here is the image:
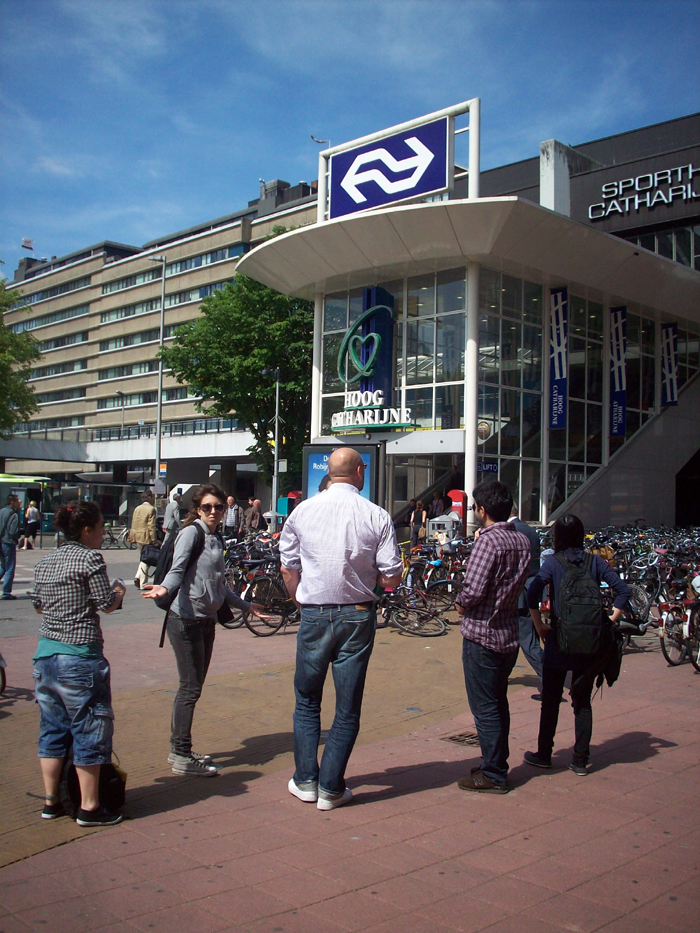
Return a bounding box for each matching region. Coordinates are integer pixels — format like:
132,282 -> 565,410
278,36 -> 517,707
25,450 -> 629,825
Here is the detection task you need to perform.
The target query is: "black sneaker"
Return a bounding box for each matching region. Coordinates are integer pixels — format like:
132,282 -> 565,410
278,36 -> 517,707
524,751 -> 552,769
568,761 -> 589,776
41,801 -> 66,820
76,806 -> 123,827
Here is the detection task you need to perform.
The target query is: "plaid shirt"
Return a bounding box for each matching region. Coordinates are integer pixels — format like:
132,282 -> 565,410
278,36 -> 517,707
29,543 -> 117,649
456,522 -> 531,652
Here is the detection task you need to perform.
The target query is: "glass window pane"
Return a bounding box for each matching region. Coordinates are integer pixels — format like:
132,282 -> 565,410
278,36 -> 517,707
641,355 -> 655,411
626,409 -> 640,440
436,314 -> 464,382
501,275 -> 522,319
568,399 -> 586,462
677,328 -> 688,365
641,317 -> 655,356
588,301 -> 603,339
436,384 -> 464,429
687,331 -> 699,371
627,354 -> 640,409
548,464 -> 566,512
321,396 -> 344,435
395,321 -> 405,386
324,293 -> 346,332
570,295 -> 587,338
627,313 -> 640,349
436,269 -> 465,314
499,459 -> 520,503
549,428 -> 566,462
500,388 -> 520,457
521,392 -> 541,459
524,281 -> 542,324
478,385 -> 499,455
406,320 -> 435,385
407,274 -> 435,317
521,460 -> 541,523
657,231 -> 673,260
567,466 -> 586,498
406,387 -> 433,428
377,280 -> 404,319
479,314 -> 500,384
587,342 -> 603,402
323,334 -> 344,392
569,336 -> 586,399
522,324 -> 542,391
348,288 -> 364,326
501,320 -> 521,388
586,403 -> 603,464
677,363 -> 688,390
479,267 -> 500,313
638,232 -> 655,252
675,228 -> 692,266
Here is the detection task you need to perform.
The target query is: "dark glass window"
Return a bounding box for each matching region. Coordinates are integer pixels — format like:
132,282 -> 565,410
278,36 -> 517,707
436,315 -> 464,382
586,404 -> 603,464
407,275 -> 435,317
522,325 -> 542,391
500,389 -> 520,456
501,320 -> 521,388
569,336 -> 586,400
436,269 -> 465,314
586,343 -> 603,403
523,281 -> 542,324
568,400 -> 586,462
479,315 -> 499,384
323,334 -> 344,392
521,393 -> 541,458
436,384 -> 463,429
478,385 -> 499,455
676,228 -> 692,266
501,275 -> 522,319
479,267 -> 499,313
324,293 -> 346,331
570,296 -> 587,338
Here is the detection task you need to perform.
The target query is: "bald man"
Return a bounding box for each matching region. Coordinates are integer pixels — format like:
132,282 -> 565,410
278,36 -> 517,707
280,447 -> 402,810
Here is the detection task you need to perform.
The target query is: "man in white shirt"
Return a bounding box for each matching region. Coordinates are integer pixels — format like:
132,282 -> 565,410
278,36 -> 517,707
280,447 -> 402,810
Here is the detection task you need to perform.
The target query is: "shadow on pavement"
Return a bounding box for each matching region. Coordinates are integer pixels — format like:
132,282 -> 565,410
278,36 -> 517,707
125,768 -> 264,819
211,731 -> 295,767
0,684 -> 35,719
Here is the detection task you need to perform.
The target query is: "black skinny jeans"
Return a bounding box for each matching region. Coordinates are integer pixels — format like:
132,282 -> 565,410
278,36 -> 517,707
538,665 -> 593,766
167,613 -> 216,756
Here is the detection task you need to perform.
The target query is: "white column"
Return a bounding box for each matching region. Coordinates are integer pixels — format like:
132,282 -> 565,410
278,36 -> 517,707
465,261 -> 479,530
468,97 -> 480,199
310,292 -> 324,440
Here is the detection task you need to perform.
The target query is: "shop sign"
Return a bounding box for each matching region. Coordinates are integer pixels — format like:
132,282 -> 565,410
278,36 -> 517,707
588,163 -> 700,220
477,461 -> 498,473
549,287 -> 568,430
609,307 -> 627,437
331,390 -> 412,432
661,323 -> 679,406
329,117 -> 450,219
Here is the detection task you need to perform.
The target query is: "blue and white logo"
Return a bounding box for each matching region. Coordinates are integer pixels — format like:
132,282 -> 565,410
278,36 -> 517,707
329,117 -> 449,219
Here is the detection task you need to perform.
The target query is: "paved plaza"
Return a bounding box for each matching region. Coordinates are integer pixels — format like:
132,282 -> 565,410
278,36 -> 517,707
0,546 -> 698,933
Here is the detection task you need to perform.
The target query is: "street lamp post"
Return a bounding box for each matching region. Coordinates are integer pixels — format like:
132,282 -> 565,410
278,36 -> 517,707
116,390 -> 126,438
262,366 -> 281,520
148,255 -> 167,491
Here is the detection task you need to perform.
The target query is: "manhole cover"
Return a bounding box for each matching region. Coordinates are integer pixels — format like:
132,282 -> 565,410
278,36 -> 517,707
442,731 -> 481,747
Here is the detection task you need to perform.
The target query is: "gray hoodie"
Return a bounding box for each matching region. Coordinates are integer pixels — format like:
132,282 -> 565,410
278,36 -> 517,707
161,519 -> 249,621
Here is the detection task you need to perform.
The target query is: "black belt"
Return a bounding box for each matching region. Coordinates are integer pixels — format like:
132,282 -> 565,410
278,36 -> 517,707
302,602 -> 374,610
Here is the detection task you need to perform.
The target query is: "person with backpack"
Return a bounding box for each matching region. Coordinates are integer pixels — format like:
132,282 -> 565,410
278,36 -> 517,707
525,514 -> 630,775
141,483 -> 268,777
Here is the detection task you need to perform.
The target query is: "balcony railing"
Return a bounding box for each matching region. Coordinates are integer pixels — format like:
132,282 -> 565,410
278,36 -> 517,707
11,417 -> 243,444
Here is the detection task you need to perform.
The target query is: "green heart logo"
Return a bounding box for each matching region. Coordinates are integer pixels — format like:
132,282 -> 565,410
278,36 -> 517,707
349,332 -> 381,379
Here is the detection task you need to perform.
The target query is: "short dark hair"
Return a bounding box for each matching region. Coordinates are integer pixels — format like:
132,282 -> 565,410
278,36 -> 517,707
53,500 -> 102,542
6,494 -> 19,505
553,514 -> 585,552
142,490 -> 154,502
472,481 -> 513,523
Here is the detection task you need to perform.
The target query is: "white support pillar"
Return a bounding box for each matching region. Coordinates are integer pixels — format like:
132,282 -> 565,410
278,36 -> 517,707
468,97 -> 480,200
465,261 -> 479,530
310,292 -> 324,440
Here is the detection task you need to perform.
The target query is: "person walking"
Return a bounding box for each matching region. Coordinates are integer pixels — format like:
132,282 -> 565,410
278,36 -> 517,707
223,496 -> 243,540
508,504 -> 544,699
280,447 -> 402,810
29,500 -> 126,826
0,494 -> 22,600
129,491 -> 157,589
162,493 -> 182,541
142,484 -> 268,776
410,499 -> 427,548
525,514 -> 630,776
455,481 -> 531,794
22,500 -> 41,550
245,498 -> 267,533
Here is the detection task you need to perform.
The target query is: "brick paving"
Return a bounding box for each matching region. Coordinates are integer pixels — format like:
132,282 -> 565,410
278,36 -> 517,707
1,547 -> 698,931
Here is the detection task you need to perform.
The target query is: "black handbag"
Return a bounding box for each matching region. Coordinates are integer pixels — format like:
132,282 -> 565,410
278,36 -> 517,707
140,543 -> 161,566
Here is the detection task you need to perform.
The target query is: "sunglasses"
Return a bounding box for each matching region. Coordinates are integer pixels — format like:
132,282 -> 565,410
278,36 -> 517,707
199,503 -> 225,514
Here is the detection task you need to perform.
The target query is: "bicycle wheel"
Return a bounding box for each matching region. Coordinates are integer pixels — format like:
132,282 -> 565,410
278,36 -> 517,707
244,576 -> 288,636
686,605 -> 700,672
120,529 -> 137,550
425,579 -> 462,625
659,607 -> 687,666
221,570 -> 246,628
392,608 -> 446,637
628,583 -> 650,619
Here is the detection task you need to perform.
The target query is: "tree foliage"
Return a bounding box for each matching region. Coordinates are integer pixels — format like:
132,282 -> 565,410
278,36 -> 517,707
161,274 -> 313,491
0,274 -> 41,439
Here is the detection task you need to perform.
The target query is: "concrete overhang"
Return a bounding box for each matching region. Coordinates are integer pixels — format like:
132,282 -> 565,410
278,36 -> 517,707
236,196 -> 700,322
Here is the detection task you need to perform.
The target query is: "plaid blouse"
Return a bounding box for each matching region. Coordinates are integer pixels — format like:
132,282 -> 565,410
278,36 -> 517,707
30,543 -> 118,649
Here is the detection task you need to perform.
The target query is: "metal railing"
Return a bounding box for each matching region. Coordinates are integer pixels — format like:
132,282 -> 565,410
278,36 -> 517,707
11,417 -> 243,444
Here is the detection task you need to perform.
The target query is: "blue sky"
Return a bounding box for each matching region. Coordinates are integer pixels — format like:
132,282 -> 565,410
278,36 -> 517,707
1,0 -> 698,275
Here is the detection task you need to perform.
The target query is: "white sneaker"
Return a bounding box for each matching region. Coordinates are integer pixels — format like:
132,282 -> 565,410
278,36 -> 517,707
288,777 -> 318,802
317,788 -> 353,810
170,753 -> 219,776
168,751 -> 213,765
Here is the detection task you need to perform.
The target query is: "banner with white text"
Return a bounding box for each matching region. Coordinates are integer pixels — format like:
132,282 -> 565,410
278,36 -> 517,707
609,306 -> 627,436
549,287 -> 568,429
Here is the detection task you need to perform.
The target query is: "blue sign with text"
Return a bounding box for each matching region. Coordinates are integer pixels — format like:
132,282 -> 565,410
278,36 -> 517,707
329,117 -> 449,219
549,287 -> 568,430
609,306 -> 627,437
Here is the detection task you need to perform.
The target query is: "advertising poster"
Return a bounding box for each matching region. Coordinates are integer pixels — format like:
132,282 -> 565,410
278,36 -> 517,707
609,306 -> 627,437
549,286 -> 568,429
304,448 -> 373,501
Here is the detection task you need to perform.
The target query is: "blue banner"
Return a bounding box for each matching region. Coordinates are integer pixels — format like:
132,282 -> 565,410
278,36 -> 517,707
661,323 -> 678,406
609,306 -> 627,437
549,287 -> 568,429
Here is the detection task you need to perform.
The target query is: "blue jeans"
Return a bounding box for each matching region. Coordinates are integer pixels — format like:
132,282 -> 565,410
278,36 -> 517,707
1,542 -> 16,597
518,614 -> 544,682
462,637 -> 519,785
293,604 -> 375,795
33,655 -> 114,766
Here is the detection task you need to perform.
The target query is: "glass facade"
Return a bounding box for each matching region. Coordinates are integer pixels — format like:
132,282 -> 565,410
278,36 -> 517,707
320,265 -> 700,521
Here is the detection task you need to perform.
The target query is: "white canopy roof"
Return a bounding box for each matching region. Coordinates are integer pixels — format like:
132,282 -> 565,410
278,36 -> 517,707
237,196 -> 700,321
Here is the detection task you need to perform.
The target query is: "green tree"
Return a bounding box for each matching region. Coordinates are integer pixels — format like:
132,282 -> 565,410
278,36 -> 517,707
161,274 -> 313,492
0,273 -> 41,438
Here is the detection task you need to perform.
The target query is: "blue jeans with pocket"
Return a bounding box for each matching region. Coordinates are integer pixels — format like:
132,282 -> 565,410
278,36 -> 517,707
1,542 -> 16,597
462,637 -> 519,785
293,604 -> 375,796
33,654 -> 114,766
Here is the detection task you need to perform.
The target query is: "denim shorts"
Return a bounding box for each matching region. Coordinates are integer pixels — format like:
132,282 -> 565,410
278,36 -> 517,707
33,655 -> 114,766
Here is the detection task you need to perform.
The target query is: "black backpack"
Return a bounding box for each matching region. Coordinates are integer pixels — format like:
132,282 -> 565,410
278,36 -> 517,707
153,524 -> 206,611
554,552 -> 608,657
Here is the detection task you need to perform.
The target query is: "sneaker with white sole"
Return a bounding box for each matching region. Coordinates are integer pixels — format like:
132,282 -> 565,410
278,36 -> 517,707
168,751 -> 213,765
288,777 -> 318,803
317,788 -> 352,811
170,753 -> 219,777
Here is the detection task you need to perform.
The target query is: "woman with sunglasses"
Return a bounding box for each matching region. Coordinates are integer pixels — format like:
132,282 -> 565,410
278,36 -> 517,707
142,483 -> 266,776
